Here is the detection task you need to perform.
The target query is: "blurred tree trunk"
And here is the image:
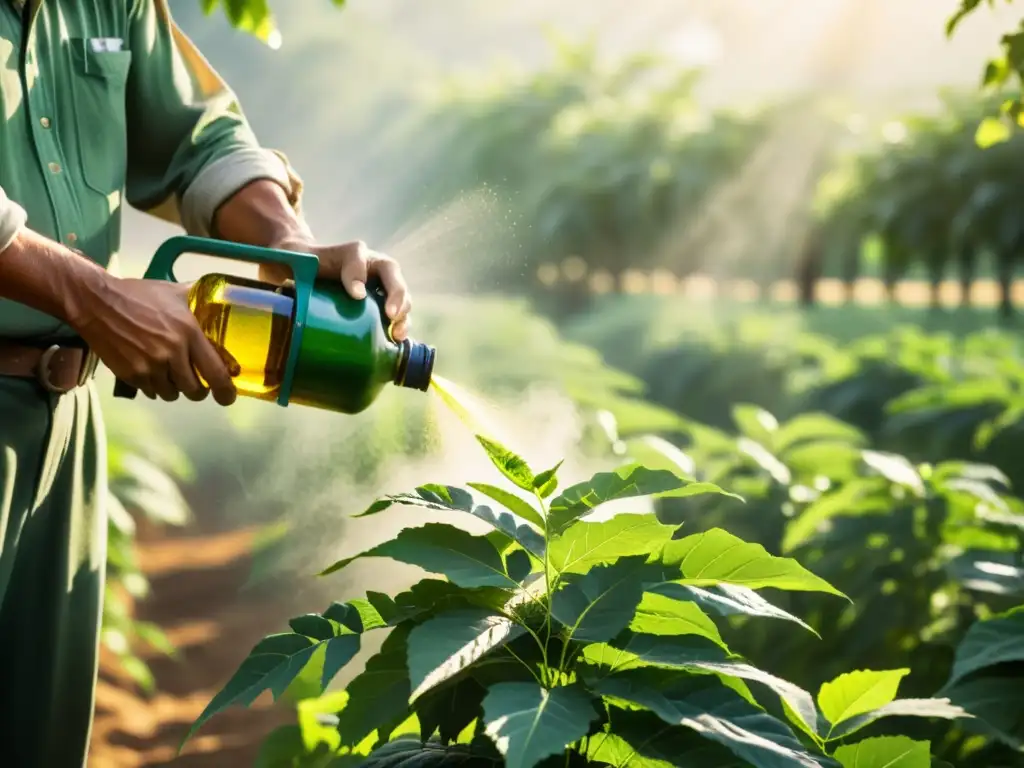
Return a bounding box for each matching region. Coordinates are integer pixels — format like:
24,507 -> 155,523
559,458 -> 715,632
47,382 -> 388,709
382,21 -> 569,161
956,243 -> 976,308
997,246 -> 1014,320
928,259 -> 944,311
796,226 -> 824,307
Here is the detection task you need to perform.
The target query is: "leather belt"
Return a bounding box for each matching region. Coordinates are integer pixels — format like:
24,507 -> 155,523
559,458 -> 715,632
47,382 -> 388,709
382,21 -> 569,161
0,339 -> 100,394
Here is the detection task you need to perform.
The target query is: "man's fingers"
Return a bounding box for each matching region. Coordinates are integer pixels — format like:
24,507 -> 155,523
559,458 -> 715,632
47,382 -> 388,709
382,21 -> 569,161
339,242 -> 368,299
153,371 -> 180,402
170,350 -> 209,402
189,331 -> 237,406
370,257 -> 411,322
137,380 -> 157,400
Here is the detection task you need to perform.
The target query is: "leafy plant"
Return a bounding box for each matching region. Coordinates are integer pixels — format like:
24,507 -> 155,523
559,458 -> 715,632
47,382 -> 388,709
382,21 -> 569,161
187,433 -> 967,766
946,0 -> 1024,144
196,0 -> 347,43
102,398 -> 193,691
599,395 -> 1023,767
939,604 -> 1024,750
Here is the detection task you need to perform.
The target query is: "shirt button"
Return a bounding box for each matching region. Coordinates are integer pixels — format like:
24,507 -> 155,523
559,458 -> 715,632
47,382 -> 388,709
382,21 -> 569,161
48,162 -> 61,174
39,116 -> 50,128
66,233 -> 77,245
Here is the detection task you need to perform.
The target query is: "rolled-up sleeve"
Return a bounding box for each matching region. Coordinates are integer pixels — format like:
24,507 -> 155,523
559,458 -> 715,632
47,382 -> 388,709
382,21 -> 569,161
124,0 -> 304,236
0,187 -> 27,252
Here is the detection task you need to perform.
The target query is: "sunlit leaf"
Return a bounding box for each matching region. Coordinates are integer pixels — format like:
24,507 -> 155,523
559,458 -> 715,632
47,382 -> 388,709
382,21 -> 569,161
482,682 -> 598,768
548,464 -> 737,534
834,735 -> 930,768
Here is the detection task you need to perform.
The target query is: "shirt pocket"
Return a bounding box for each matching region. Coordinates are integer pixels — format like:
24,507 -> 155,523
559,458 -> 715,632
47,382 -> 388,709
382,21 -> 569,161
68,39 -> 133,196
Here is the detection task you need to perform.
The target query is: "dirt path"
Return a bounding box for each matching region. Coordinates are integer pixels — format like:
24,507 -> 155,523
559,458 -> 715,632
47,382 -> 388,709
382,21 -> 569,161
88,525 -> 308,768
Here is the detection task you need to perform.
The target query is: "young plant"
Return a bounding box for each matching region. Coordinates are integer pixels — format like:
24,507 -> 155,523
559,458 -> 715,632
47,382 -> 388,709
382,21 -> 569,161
187,436 -> 966,767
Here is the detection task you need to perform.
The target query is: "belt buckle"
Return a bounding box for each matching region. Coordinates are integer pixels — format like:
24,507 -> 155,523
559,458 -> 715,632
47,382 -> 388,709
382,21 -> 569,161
37,344 -> 92,394
37,345 -> 71,394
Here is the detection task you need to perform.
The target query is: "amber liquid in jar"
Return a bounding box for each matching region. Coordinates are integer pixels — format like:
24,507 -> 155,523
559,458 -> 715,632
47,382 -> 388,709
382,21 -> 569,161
188,274 -> 296,400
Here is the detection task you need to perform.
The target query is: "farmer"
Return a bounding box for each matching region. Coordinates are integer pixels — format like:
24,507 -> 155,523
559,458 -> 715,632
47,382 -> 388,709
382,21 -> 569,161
0,0 -> 412,765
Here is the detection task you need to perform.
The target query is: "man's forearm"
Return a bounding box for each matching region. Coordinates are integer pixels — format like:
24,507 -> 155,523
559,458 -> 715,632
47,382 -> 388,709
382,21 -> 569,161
0,229 -> 110,329
212,180 -> 314,283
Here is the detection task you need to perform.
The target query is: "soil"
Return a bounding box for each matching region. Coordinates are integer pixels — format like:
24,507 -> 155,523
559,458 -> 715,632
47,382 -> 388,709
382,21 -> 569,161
87,521 -> 315,768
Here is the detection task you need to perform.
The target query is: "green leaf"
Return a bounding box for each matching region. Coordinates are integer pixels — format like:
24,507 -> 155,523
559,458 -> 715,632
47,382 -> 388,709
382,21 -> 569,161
861,451 -> 925,497
533,460 -> 563,498
673,660 -> 823,744
629,593 -> 727,648
946,0 -> 984,37
551,557 -> 646,642
731,404 -> 779,446
548,464 -> 737,534
407,609 -> 525,701
939,673 -> 1024,749
783,480 -> 892,554
648,582 -> 819,636
827,698 -> 969,741
477,436 -> 536,491
548,512 -> 678,575
335,627 -> 412,748
468,482 -> 545,529
362,736 -> 498,766
587,709 -> 743,767
414,677 -> 488,744
584,635 -> 821,744
582,631 -> 730,674
622,435 -> 697,480
945,551 -> 1024,596
594,672 -> 821,768
976,116 -> 1012,148
297,690 -> 350,753
319,523 -> 520,589
943,606 -> 1024,687
186,633 -> 321,741
657,528 -> 846,596
356,485 -> 545,558
833,736 -> 931,768
774,413 -> 866,453
818,669 -> 910,733
321,635 -> 361,691
481,682 -> 598,768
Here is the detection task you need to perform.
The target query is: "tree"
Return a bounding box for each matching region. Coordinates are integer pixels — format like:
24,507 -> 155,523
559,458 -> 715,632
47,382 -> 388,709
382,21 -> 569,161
947,0 -> 1024,146
197,0 -> 346,44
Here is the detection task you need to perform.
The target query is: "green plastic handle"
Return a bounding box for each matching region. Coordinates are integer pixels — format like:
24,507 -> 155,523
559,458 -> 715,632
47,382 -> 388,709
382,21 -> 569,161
144,235 -> 320,284
113,235 -> 320,407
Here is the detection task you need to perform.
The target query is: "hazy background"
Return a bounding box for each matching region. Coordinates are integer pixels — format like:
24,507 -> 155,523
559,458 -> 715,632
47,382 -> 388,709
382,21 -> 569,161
123,0 -> 1018,275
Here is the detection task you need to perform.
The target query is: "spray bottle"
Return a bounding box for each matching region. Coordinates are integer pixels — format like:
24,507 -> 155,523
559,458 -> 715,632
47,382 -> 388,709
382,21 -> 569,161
112,236 -> 436,413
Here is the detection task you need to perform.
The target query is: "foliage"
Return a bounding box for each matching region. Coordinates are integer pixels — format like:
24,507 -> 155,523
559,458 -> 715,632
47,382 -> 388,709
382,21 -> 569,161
946,0 -> 1024,143
566,301 -> 1024,493
556,301 -> 1024,765
102,398 -> 193,691
813,91 -> 1024,307
391,34 -> 774,291
188,432 -> 977,767
195,0 -> 347,43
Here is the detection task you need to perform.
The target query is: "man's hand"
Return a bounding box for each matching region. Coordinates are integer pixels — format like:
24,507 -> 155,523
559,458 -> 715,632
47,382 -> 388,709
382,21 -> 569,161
212,180 -> 414,341
265,238 -> 413,342
69,275 -> 239,405
0,228 -> 239,405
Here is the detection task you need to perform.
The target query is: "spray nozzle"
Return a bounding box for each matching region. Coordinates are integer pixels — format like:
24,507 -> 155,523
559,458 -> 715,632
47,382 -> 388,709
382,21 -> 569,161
395,339 -> 435,392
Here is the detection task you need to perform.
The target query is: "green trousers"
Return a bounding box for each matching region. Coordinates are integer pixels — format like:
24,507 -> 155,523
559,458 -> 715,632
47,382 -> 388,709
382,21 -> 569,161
0,377 -> 107,768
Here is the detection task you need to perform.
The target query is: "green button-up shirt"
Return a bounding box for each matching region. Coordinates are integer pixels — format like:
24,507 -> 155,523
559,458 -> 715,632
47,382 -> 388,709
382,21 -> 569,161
0,0 -> 302,338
